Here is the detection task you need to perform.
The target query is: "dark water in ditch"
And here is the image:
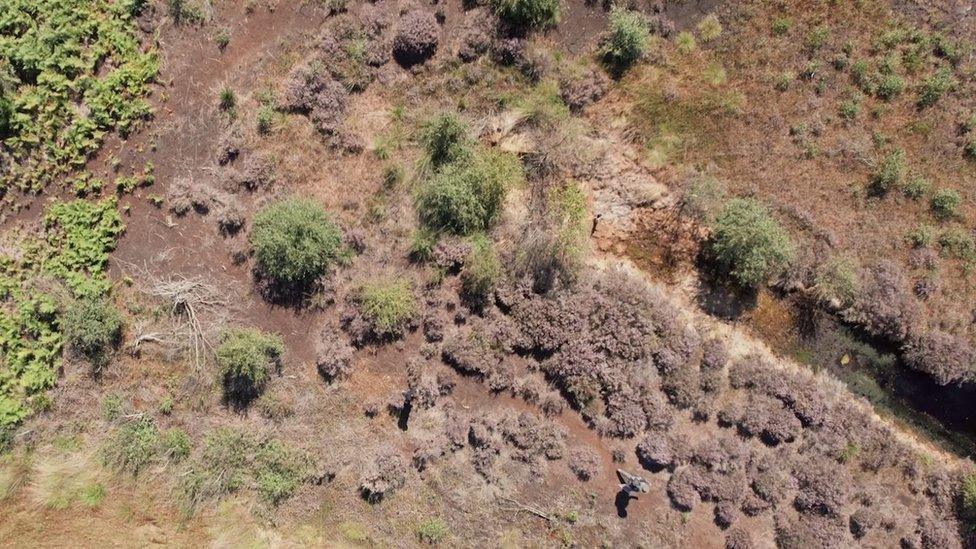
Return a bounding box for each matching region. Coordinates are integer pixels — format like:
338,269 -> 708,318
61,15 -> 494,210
697,279 -> 976,457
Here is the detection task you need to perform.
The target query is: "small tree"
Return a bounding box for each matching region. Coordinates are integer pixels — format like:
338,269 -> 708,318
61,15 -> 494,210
216,328 -> 284,402
710,198 -> 794,287
599,8 -> 650,73
62,296 -> 123,367
250,198 -> 342,286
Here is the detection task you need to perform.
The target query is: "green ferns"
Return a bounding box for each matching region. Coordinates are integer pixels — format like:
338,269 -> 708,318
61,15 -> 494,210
0,0 -> 158,192
0,198 -> 123,427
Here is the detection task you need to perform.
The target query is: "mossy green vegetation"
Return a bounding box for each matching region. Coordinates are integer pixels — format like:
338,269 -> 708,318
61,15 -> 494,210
0,0 -> 158,193
0,198 -> 123,428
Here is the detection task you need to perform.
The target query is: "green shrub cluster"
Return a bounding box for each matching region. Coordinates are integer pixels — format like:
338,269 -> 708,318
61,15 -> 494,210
101,416 -> 159,475
710,198 -> 794,287
416,150 -> 522,235
250,198 -> 343,286
929,188 -> 960,220
599,8 -> 651,73
179,428 -> 312,511
215,328 -> 284,402
917,68 -> 955,107
417,518 -> 450,544
358,278 -> 417,338
490,0 -> 559,29
961,473 -> 976,525
419,113 -> 471,170
461,235 -> 501,305
0,0 -> 158,192
871,149 -> 906,195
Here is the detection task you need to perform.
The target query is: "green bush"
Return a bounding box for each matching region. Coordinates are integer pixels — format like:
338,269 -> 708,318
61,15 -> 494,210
871,149 -> 905,195
461,235 -> 501,305
599,9 -> 650,72
875,73 -> 904,100
770,18 -> 790,36
905,224 -> 934,248
215,328 -> 284,401
161,428 -> 191,462
902,175 -> 930,200
250,198 -> 343,285
417,518 -> 450,544
219,88 -> 236,111
710,198 -> 794,287
409,229 -> 438,263
813,257 -> 859,308
102,416 -> 158,475
917,68 -> 955,107
930,189 -> 961,220
358,279 -> 417,338
419,113 -> 471,170
490,0 -> 558,29
938,229 -> 976,261
964,138 -> 976,160
415,151 -> 522,235
61,296 -> 123,367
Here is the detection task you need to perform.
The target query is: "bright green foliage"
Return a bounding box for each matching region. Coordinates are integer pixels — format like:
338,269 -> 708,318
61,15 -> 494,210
599,9 -> 651,72
215,328 -> 284,401
358,278 -> 417,338
871,149 -> 905,195
180,428 -> 312,512
461,235 -> 501,305
930,188 -> 960,220
101,416 -> 159,475
710,198 -> 794,287
416,151 -> 522,235
416,518 -> 449,544
419,113 -> 471,169
902,176 -> 930,199
0,0 -> 158,192
490,0 -> 558,29
250,198 -> 343,285
0,198 -> 122,427
61,296 -> 122,367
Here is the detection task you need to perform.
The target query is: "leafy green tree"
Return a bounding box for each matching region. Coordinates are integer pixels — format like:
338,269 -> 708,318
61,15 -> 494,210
491,0 -> 558,28
250,198 -> 342,286
710,198 -> 794,287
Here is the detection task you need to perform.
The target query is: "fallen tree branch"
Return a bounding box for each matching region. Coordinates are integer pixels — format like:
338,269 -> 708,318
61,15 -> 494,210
497,496 -> 552,522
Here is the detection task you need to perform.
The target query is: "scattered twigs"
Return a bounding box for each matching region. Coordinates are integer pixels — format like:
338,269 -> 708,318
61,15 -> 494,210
497,495 -> 553,522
